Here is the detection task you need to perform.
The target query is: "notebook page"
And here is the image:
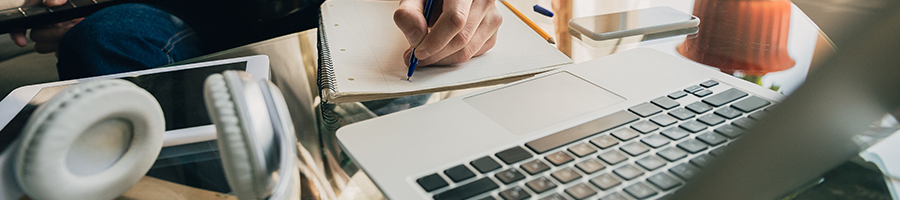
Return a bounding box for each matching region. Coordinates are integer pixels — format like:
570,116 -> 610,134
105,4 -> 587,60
323,0 -> 571,95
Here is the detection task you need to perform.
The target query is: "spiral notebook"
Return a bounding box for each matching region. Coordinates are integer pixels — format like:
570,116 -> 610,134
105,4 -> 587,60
317,0 -> 573,103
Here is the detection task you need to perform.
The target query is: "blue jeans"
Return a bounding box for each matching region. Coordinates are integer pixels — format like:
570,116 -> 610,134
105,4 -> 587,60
57,4 -> 203,80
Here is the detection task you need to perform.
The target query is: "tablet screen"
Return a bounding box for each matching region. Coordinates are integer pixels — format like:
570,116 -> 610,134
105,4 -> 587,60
0,62 -> 247,151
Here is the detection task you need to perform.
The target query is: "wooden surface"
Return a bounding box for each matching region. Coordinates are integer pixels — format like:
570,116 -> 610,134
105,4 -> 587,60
19,176 -> 236,200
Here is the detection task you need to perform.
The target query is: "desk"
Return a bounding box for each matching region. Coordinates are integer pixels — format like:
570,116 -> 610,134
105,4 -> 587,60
119,0 -> 892,199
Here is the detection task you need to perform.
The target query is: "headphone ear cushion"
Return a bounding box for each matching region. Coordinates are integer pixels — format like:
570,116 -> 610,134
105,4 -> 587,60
15,79 -> 164,200
203,73 -> 263,200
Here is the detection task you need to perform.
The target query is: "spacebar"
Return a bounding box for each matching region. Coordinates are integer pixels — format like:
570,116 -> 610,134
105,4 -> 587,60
526,111 -> 639,154
433,177 -> 498,200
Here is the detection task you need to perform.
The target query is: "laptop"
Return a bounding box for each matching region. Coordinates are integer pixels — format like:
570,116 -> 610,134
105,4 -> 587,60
336,48 -> 788,199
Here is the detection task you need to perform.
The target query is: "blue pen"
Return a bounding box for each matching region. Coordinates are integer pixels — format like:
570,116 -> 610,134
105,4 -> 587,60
407,0 -> 435,81
533,4 -> 553,17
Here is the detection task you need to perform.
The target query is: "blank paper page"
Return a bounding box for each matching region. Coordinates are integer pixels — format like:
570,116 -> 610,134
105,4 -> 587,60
322,0 -> 572,95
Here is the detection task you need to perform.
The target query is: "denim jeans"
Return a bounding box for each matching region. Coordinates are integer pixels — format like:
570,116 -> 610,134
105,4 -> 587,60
56,3 -> 203,80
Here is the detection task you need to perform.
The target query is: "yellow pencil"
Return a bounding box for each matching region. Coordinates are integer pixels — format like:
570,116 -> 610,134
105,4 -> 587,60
501,0 -> 555,44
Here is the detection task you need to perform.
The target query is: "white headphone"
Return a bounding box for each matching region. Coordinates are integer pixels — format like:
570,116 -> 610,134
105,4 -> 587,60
15,79 -> 165,200
202,70 -> 299,200
14,70 -> 299,200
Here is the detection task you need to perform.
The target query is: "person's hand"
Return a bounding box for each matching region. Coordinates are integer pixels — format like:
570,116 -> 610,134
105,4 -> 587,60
9,0 -> 80,54
394,0 -> 502,66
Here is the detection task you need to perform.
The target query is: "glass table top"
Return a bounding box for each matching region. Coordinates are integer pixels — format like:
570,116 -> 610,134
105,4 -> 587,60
43,0 -> 892,199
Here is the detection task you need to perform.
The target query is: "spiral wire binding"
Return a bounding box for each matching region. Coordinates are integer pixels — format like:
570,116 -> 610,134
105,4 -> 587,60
316,14 -> 342,131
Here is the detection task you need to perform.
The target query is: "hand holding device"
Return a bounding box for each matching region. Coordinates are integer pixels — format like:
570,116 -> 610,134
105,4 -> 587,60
394,0 -> 503,66
5,0 -> 112,52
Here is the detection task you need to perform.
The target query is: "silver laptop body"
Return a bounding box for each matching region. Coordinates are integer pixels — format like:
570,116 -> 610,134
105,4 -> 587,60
337,48 -> 783,200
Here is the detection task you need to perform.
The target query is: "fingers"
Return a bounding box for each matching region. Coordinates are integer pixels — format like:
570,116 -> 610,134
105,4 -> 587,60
394,0 -> 428,45
413,0 -> 472,60
10,31 -> 27,47
432,23 -> 498,65
30,19 -> 80,43
416,0 -> 492,65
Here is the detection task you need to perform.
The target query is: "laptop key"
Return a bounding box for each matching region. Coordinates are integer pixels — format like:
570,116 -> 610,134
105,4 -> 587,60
714,124 -> 744,138
710,146 -> 728,156
551,168 -> 582,183
526,177 -> 557,194
624,182 -> 658,199
657,147 -> 688,161
631,121 -> 660,134
565,183 -> 597,200
703,88 -> 748,107
591,134 -> 620,149
575,158 -> 606,174
477,196 -> 497,200
714,107 -> 743,119
621,142 -> 651,156
590,173 -> 622,190
698,114 -> 725,126
636,155 -> 667,171
470,157 -> 501,173
629,102 -> 663,117
444,165 -> 476,182
600,192 -> 629,200
668,90 -> 688,99
496,168 -> 526,184
648,173 -> 682,191
433,177 -> 498,200
749,111 -> 767,120
686,102 -> 712,114
496,146 -> 533,164
690,154 -> 714,168
733,117 -> 756,129
526,111 -> 639,154
599,150 -> 628,165
613,164 -> 644,180
700,80 -> 719,88
545,151 -> 575,166
677,139 -> 708,153
693,89 -> 713,97
684,85 -> 703,93
731,96 -> 771,112
417,173 -> 448,192
661,127 -> 691,140
668,108 -> 696,120
650,114 -> 678,127
540,193 -> 566,200
696,132 -> 727,146
611,128 -> 641,141
669,163 -> 700,180
568,143 -> 597,157
679,121 -> 708,133
641,134 -> 671,148
651,97 -> 680,110
521,160 -> 550,175
499,186 -> 530,200
591,173 -> 622,190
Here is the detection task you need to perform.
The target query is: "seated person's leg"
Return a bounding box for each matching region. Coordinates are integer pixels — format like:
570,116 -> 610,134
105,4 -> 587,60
56,3 -> 202,80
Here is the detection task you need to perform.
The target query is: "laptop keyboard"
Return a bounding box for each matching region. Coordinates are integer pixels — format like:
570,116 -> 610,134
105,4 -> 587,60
416,80 -> 772,200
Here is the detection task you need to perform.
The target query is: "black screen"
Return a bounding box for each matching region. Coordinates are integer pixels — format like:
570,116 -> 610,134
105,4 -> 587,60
0,62 -> 247,151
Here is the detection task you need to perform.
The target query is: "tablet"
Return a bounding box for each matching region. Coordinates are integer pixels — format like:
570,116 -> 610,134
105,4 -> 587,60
0,55 -> 270,151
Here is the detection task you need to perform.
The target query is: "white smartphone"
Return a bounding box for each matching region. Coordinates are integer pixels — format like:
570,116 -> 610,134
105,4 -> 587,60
569,6 -> 700,41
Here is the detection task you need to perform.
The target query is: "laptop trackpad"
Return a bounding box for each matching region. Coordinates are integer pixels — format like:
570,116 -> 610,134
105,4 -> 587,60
464,72 -> 625,135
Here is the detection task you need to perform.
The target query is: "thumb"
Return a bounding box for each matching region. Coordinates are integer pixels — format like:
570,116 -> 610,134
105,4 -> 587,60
10,31 -> 27,47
